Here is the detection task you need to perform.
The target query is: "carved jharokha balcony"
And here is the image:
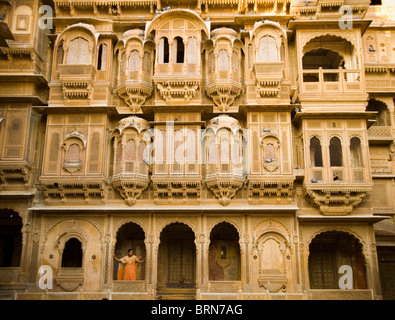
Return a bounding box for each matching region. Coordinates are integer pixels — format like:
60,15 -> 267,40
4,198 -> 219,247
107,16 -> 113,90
117,70 -> 153,113
303,167 -> 372,216
299,68 -> 364,96
205,68 -> 242,112
58,64 -> 96,101
111,161 -> 150,206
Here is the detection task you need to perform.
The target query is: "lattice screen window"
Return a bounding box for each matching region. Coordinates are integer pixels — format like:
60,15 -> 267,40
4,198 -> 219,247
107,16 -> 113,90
217,49 -> 229,70
350,137 -> 364,168
186,37 -> 198,64
66,37 -> 90,65
258,36 -> 278,62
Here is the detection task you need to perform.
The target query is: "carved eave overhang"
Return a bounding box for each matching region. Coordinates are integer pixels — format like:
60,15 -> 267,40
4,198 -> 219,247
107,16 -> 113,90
365,63 -> 395,73
0,73 -> 49,105
290,1 -> 370,21
0,163 -> 34,190
287,19 -> 371,36
302,183 -> 373,216
39,178 -> 106,204
247,176 -> 295,204
292,111 -> 377,126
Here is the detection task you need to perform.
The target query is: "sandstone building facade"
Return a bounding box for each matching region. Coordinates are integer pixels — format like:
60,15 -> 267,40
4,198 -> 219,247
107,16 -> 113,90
0,0 -> 394,300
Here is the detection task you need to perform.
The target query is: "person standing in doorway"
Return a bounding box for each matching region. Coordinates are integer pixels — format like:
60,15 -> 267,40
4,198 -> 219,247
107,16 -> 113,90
113,249 -> 145,280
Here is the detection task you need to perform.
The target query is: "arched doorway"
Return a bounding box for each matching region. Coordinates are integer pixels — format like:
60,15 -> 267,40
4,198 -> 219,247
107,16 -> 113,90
209,222 -> 241,281
114,222 -> 146,280
0,210 -> 22,268
308,231 -> 367,289
157,223 -> 196,289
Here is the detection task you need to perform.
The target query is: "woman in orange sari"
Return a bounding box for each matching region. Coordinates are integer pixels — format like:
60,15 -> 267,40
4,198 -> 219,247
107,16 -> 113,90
113,249 -> 145,280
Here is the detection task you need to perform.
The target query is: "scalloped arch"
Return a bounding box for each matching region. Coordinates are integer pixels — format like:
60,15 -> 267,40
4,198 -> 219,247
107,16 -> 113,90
146,9 -> 210,38
306,227 -> 368,260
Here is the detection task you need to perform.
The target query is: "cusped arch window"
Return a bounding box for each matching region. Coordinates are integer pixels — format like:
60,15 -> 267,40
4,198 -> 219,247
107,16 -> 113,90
61,238 -> 83,268
61,132 -> 86,174
97,43 -> 108,71
173,36 -> 185,64
350,137 -> 363,168
310,137 -> 323,167
158,37 -> 169,64
217,49 -> 229,70
329,137 -> 343,167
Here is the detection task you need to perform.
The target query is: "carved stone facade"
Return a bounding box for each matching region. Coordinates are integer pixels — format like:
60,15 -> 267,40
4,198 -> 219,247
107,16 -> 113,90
0,0 -> 395,300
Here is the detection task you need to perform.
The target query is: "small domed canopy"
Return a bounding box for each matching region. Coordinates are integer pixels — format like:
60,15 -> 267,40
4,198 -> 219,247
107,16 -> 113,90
206,114 -> 241,134
113,116 -> 150,136
251,20 -> 287,40
203,27 -> 244,52
55,23 -> 99,47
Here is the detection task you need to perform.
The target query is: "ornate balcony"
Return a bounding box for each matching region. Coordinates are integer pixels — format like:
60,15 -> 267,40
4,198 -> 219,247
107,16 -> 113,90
110,116 -> 151,206
205,115 -> 244,206
303,167 -> 372,215
58,64 -> 96,101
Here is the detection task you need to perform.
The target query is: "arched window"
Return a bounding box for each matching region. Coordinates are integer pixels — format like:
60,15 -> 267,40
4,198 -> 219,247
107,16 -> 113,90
208,135 -> 217,164
208,51 -> 215,73
258,36 -> 278,62
124,139 -> 136,172
173,37 -> 184,63
174,130 -> 184,165
350,137 -> 363,168
310,137 -> 323,167
218,50 -> 229,70
61,238 -> 83,268
248,44 -> 253,69
219,131 -> 231,163
129,50 -> 140,72
65,144 -> 81,165
66,37 -> 90,65
232,51 -> 239,73
159,37 -> 169,64
97,43 -> 107,70
329,137 -> 343,167
186,129 -> 197,162
187,37 -> 198,64
56,42 -> 64,69
265,143 -> 276,161
142,52 -> 151,73
138,141 -> 148,163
